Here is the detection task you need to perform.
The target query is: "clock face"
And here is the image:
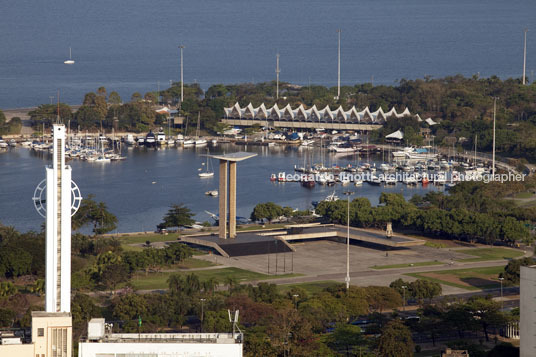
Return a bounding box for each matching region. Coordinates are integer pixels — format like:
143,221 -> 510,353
33,179 -> 82,218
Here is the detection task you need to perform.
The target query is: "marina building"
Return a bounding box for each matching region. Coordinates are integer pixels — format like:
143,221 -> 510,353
222,102 -> 436,131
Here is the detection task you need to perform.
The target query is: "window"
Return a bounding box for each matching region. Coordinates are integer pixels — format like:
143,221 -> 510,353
37,328 -> 44,337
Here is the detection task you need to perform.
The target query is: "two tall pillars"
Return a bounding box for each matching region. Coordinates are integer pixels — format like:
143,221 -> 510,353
218,160 -> 237,239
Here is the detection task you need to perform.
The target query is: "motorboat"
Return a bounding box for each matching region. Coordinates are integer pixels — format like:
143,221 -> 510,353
145,131 -> 156,147
385,175 -> 397,185
125,134 -> 136,146
270,174 -> 277,182
183,139 -> 194,147
277,172 -> 286,182
205,190 -> 218,196
156,128 -> 166,145
195,139 -> 207,147
0,139 -> 8,148
8,139 -> 16,147
300,139 -> 315,147
354,180 -> 363,187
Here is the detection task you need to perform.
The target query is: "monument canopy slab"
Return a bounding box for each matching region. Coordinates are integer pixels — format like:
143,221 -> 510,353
209,152 -> 257,162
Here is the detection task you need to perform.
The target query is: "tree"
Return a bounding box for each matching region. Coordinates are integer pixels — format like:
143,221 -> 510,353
101,262 -> 130,290
466,296 -> 507,341
158,203 -> 195,230
327,324 -> 364,357
377,320 -> 414,357
108,91 -> 122,105
500,257 -> 535,284
72,194 -> 117,235
250,202 -> 284,222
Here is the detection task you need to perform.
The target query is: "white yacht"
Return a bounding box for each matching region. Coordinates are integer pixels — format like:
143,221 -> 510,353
64,47 -> 75,64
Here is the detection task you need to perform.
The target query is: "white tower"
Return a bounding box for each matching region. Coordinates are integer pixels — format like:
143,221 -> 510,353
33,124 -> 82,313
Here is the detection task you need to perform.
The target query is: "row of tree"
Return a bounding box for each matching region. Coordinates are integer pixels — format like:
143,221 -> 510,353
316,184 -> 531,245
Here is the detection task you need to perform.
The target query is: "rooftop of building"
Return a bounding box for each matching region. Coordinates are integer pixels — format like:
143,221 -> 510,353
82,332 -> 242,345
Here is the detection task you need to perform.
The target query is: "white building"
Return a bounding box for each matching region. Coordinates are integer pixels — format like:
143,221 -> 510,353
520,265 -> 536,357
78,319 -> 243,357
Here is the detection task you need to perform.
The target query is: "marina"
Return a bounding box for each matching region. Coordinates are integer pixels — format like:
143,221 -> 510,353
0,137 -> 500,234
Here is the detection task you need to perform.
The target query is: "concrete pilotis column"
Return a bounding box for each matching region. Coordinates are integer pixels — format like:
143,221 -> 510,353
229,162 -> 237,238
218,160 -> 228,239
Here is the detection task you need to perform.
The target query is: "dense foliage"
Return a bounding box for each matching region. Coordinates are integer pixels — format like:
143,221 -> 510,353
20,76 -> 536,162
316,181 -> 533,245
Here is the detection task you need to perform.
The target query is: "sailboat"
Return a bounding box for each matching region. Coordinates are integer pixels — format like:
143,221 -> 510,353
64,47 -> 75,65
194,112 -> 207,146
198,150 -> 214,178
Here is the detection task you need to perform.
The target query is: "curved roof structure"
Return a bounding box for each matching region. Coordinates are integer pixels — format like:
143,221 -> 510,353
223,102 -> 432,125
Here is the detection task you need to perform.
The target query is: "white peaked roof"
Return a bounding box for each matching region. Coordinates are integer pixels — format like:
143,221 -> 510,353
320,105 -> 333,120
244,103 -> 255,117
425,118 -> 437,126
222,103 -> 423,123
269,104 -> 281,119
282,104 -> 294,119
386,130 -> 404,140
415,114 -> 423,122
255,103 -> 267,118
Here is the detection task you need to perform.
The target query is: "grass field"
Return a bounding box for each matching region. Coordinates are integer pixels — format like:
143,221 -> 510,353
130,267 -> 300,290
370,261 -> 444,270
406,265 -> 505,291
116,233 -> 179,245
514,192 -> 534,199
177,257 -> 217,269
455,247 -> 524,262
277,281 -> 339,295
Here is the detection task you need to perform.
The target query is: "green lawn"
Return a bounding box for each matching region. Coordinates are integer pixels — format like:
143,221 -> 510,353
406,265 -> 505,291
130,267 -> 300,290
177,257 -> 217,269
455,247 -> 525,262
116,233 -> 180,245
370,261 -> 444,270
277,281 -> 339,295
514,191 -> 534,199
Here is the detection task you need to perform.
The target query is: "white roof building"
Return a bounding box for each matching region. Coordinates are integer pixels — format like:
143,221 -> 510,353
79,319 -> 243,357
223,102 -> 413,124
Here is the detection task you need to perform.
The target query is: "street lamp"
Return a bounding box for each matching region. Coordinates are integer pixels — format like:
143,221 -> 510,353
336,29 -> 341,101
178,45 -> 185,109
401,286 -> 407,311
200,298 -> 206,332
292,294 -> 299,310
498,277 -> 504,310
343,190 -> 354,290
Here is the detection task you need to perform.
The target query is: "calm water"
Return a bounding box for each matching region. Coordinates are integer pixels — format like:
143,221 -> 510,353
0,0 -> 535,108
0,145 -> 445,233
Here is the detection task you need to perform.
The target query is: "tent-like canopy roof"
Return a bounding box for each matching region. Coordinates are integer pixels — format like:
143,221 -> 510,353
386,130 -> 404,140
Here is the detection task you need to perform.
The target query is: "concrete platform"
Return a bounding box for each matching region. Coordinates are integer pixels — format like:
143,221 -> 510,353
179,224 -> 423,257
179,231 -> 293,258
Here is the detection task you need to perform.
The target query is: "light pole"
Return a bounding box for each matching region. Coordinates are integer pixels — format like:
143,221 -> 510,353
523,28 -> 528,85
292,294 -> 299,310
178,45 -> 185,108
498,277 -> 504,310
402,285 -> 407,311
343,190 -> 354,290
200,298 -> 206,332
276,53 -> 280,100
492,97 -> 497,177
337,29 -> 342,99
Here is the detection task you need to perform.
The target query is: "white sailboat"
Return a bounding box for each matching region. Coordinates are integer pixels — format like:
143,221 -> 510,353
194,112 -> 207,146
64,47 -> 75,64
198,150 -> 214,178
